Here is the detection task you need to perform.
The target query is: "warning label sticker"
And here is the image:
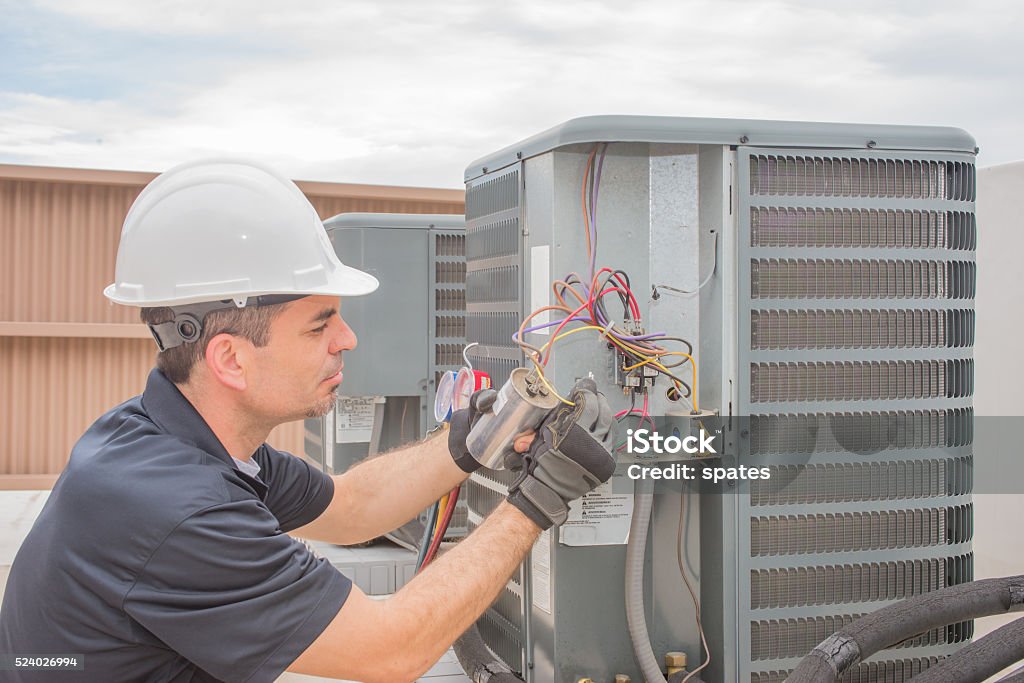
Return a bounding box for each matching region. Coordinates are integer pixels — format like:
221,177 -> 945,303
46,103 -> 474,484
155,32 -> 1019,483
335,396 -> 383,443
558,472 -> 634,546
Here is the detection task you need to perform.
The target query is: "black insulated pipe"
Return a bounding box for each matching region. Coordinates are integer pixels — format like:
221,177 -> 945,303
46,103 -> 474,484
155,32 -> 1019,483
998,662 -> 1024,683
786,575 -> 1024,683
908,616 -> 1024,683
452,623 -> 524,683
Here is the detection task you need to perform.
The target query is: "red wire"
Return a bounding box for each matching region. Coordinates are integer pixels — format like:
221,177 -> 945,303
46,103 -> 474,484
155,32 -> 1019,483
612,272 -> 641,319
421,486 -> 460,569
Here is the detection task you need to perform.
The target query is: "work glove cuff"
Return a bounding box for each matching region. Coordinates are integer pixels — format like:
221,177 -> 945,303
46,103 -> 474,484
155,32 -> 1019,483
507,477 -> 567,530
447,389 -> 497,474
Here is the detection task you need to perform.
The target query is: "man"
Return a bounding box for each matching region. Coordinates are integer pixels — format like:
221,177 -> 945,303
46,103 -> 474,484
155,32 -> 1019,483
0,160 -> 616,683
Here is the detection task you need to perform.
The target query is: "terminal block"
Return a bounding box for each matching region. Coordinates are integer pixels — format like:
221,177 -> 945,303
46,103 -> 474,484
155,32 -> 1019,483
611,341 -> 658,392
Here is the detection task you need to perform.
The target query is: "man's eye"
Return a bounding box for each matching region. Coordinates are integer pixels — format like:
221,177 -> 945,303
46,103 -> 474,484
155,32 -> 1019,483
312,324 -> 328,334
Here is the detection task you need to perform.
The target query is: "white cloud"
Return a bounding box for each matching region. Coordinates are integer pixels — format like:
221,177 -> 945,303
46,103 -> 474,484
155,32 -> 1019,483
2,0 -> 1021,186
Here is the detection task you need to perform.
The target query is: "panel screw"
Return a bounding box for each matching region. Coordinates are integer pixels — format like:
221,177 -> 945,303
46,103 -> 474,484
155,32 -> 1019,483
866,140 -> 877,148
516,151 -> 523,159
739,135 -> 749,144
482,166 -> 489,173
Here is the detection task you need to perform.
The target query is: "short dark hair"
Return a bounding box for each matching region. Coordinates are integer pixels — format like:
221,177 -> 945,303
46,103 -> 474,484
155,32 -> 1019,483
140,303 -> 289,384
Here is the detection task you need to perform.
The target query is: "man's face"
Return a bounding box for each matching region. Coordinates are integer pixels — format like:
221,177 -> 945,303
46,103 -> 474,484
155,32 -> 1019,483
244,295 -> 356,423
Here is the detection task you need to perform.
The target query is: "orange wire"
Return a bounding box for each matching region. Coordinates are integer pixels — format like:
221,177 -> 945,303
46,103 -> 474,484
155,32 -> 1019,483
581,147 -> 597,264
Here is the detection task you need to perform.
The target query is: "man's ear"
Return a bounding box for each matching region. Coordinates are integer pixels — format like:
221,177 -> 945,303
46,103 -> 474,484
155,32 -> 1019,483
204,333 -> 248,391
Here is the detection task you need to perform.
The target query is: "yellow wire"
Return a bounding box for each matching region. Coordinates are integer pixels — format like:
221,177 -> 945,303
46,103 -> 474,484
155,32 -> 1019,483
529,322 -> 701,410
529,356 -> 574,406
433,493 -> 449,535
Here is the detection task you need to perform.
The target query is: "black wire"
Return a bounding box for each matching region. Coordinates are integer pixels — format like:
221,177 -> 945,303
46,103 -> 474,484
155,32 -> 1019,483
616,391 -> 639,423
652,335 -> 694,357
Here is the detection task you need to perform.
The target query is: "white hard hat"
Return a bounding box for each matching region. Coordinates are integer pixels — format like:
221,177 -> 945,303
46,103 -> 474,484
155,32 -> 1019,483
104,158 -> 379,308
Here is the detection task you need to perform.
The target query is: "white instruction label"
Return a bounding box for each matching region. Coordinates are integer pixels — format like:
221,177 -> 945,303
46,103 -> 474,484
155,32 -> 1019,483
558,472 -> 634,546
322,408 -> 334,471
335,396 -> 383,443
530,245 -> 551,335
531,528 -> 552,614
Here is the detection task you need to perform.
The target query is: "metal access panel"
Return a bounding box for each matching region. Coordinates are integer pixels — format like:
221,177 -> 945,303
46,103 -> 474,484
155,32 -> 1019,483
462,116 -> 977,683
303,213 -> 468,542
465,142 -> 712,682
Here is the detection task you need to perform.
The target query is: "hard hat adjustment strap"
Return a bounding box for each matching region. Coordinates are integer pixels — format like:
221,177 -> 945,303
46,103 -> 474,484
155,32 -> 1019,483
146,294 -> 308,351
146,300 -> 237,352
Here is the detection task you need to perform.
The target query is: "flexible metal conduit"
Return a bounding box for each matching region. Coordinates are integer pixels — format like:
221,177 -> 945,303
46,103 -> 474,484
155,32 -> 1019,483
786,575 -> 1024,683
625,476 -> 668,683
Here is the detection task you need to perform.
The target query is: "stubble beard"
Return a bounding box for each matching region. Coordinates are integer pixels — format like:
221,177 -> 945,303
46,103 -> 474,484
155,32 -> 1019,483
305,386 -> 338,419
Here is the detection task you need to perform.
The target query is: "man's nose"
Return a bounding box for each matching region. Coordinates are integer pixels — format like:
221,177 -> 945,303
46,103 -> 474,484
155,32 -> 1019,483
329,315 -> 357,354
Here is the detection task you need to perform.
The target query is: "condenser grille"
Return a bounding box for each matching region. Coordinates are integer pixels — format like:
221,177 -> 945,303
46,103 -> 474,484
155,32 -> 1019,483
750,657 -> 944,683
466,266 -> 519,303
477,613 -> 522,674
749,458 -> 973,506
751,558 -> 947,609
434,261 -> 466,283
435,288 -> 466,311
466,170 -> 519,220
467,217 -> 519,260
749,506 -> 971,556
466,355 -> 518,389
747,410 -> 975,455
750,208 -> 970,249
491,585 -> 524,632
751,309 -> 975,349
751,615 -> 943,660
741,147 -> 975,679
435,344 -> 464,366
466,481 -> 506,518
466,312 -> 520,347
749,156 -> 975,200
434,315 -> 465,339
434,233 -> 466,257
750,360 -> 974,402
751,259 -> 976,300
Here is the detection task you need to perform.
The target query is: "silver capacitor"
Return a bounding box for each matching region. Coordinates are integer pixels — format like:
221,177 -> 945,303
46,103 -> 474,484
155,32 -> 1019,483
466,367 -> 561,470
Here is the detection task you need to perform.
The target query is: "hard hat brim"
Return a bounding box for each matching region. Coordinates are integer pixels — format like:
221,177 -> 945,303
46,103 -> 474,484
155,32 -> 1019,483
104,262 -> 379,307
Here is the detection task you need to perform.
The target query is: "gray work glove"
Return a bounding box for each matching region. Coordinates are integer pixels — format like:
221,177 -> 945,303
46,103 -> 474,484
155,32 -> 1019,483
448,389 -> 498,473
506,378 -> 617,529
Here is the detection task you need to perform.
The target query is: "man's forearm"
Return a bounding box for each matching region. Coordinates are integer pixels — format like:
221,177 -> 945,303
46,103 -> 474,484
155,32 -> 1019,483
381,502 -> 541,679
327,429 -> 467,543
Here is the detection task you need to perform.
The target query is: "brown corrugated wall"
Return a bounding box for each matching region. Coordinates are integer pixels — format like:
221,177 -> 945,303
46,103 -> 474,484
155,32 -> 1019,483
0,164 -> 464,488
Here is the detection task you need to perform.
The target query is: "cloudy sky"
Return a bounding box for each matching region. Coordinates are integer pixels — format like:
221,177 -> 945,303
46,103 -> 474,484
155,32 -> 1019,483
1,0 -> 1021,188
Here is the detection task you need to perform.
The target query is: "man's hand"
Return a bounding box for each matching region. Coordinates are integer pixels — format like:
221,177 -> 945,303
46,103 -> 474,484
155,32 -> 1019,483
506,378 -> 617,529
447,389 -> 497,473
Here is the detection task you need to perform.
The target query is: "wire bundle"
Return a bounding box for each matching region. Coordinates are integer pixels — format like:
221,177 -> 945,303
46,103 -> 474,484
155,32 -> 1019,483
415,486 -> 460,572
512,144 -> 697,409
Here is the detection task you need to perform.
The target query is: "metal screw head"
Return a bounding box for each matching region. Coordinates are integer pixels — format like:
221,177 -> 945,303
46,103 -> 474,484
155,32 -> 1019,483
482,166 -> 489,173
665,651 -> 688,667
866,140 -> 877,148
516,151 -> 523,159
739,135 -> 749,144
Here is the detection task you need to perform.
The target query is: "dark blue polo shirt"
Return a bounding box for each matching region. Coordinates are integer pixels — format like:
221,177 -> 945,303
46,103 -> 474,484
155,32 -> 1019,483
0,369 -> 351,682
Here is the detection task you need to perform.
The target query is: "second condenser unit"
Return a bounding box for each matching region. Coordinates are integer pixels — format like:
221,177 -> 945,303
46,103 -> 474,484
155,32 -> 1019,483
461,116 -> 976,682
303,212 -> 468,546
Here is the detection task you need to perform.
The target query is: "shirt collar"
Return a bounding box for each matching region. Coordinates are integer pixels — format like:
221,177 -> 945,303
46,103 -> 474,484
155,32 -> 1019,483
140,368 -> 239,470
